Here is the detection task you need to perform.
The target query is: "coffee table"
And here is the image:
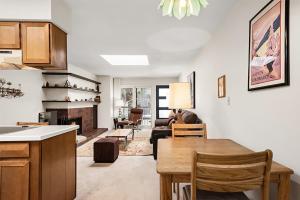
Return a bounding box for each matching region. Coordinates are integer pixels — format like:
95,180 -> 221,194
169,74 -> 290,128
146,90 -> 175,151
105,129 -> 133,146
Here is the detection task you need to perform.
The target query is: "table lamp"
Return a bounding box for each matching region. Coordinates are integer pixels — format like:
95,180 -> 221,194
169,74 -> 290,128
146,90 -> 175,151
169,82 -> 192,124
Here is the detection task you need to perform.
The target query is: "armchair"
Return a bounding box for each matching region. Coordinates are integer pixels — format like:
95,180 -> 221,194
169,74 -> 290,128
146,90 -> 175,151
116,108 -> 143,131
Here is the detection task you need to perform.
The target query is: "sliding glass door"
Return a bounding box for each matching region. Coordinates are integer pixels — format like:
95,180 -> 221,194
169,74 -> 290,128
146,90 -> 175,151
120,87 -> 152,126
136,88 -> 151,126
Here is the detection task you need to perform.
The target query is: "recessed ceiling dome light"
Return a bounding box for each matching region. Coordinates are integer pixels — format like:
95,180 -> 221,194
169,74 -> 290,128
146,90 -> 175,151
158,0 -> 208,20
100,55 -> 149,66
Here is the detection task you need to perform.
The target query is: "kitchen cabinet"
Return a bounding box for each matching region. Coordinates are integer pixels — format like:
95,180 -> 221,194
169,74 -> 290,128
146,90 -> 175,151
21,22 -> 67,70
0,160 -> 29,200
0,22 -> 20,49
0,130 -> 76,200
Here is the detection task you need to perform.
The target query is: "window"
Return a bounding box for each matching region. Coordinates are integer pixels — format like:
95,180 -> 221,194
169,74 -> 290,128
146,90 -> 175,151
156,85 -> 171,119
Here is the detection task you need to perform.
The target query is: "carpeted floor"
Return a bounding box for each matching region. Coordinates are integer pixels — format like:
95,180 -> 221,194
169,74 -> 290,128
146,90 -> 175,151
76,156 -> 160,200
77,129 -> 153,157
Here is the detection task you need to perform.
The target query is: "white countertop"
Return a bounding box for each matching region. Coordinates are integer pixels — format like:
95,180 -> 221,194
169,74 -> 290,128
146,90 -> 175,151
0,125 -> 79,141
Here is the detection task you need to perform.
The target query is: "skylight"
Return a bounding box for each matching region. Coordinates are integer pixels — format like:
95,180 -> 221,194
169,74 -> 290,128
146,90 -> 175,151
100,55 -> 149,66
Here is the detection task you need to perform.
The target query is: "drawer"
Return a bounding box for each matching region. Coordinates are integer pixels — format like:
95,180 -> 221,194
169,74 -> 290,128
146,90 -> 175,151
0,143 -> 29,158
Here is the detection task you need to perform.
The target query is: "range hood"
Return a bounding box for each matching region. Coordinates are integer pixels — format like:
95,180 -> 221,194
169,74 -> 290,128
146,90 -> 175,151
0,50 -> 38,70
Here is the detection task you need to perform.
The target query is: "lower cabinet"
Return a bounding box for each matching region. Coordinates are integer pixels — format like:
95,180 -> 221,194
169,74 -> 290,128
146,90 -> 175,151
0,131 -> 76,200
0,160 -> 29,200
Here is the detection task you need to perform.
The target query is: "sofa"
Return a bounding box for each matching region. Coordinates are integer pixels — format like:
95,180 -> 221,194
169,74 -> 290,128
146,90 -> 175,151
150,110 -> 202,159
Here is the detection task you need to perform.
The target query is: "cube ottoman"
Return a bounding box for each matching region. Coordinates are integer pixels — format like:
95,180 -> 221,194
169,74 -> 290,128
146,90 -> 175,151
94,138 -> 119,163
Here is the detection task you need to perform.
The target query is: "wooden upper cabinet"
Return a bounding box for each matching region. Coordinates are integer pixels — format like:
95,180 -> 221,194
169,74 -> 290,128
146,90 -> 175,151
49,23 -> 68,70
21,22 -> 67,69
0,22 -> 21,49
21,22 -> 50,64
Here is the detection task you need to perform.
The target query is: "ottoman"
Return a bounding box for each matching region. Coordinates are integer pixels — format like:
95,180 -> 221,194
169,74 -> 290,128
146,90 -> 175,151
94,138 -> 119,163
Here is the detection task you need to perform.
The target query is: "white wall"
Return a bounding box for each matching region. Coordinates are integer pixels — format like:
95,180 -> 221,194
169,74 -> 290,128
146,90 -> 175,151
113,77 -> 178,125
51,0 -> 71,32
0,64 -> 103,125
97,76 -> 114,130
179,0 -> 300,198
0,70 -> 45,125
0,0 -> 51,20
0,0 -> 71,33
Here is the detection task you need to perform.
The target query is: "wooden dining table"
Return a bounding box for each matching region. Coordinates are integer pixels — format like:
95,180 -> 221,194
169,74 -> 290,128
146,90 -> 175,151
156,138 -> 294,200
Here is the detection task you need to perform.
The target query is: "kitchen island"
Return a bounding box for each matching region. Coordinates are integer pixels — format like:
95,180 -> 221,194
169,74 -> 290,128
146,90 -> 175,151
0,125 -> 79,200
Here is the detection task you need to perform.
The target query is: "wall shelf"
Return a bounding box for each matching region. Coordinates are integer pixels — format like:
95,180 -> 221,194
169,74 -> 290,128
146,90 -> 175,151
42,100 -> 100,104
42,86 -> 101,94
42,72 -> 101,85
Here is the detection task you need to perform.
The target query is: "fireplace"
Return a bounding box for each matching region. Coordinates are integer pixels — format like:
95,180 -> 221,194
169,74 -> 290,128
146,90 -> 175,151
46,107 -> 97,135
67,117 -> 82,135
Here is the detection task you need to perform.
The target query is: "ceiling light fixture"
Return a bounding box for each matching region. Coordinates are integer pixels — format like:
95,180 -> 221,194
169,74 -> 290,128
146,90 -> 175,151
158,0 -> 208,20
100,55 -> 149,66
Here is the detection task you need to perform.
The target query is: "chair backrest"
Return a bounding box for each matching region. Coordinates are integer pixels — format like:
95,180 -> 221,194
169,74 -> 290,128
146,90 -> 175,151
172,123 -> 207,139
17,122 -> 49,126
128,108 -> 143,124
191,150 -> 273,200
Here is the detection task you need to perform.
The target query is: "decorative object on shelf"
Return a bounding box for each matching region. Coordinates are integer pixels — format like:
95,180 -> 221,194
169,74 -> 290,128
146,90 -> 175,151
46,82 -> 50,87
42,72 -> 102,105
64,96 -> 70,101
96,85 -> 100,92
187,71 -> 196,108
0,78 -> 24,98
218,75 -> 226,98
158,0 -> 208,20
95,96 -> 101,103
64,80 -> 71,88
248,0 -> 289,91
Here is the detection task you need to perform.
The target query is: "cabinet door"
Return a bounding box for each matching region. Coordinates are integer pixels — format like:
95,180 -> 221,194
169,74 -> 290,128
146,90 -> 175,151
41,131 -> 76,200
0,160 -> 29,200
50,24 -> 67,69
0,22 -> 20,49
21,22 -> 50,64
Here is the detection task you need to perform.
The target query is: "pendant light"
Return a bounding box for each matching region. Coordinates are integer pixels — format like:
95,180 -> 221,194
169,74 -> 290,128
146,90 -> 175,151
158,0 -> 208,20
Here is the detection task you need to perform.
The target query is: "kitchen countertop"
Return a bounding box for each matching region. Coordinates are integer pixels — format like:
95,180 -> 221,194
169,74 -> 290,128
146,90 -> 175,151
0,125 -> 79,141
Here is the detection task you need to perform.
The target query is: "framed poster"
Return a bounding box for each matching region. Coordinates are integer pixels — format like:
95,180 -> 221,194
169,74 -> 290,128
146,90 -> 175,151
248,0 -> 289,91
187,71 -> 196,108
218,75 -> 226,98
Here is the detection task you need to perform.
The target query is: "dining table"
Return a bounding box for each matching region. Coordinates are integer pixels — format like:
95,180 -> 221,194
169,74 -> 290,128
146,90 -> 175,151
156,138 -> 294,200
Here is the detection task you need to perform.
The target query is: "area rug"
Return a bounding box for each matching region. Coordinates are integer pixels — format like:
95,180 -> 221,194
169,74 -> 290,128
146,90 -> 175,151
77,129 -> 153,157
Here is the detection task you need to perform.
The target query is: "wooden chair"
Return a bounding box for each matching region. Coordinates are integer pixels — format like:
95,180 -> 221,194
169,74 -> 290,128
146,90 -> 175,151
17,122 -> 49,126
172,123 -> 207,200
172,123 -> 207,139
183,150 -> 273,200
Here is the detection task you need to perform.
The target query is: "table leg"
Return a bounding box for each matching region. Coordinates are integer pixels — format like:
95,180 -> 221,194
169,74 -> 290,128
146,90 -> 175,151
125,136 -> 128,146
160,174 -> 172,200
277,174 -> 291,200
132,130 -> 135,140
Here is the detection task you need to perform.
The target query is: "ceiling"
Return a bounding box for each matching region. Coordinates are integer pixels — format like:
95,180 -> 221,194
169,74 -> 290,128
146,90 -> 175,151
65,0 -> 237,77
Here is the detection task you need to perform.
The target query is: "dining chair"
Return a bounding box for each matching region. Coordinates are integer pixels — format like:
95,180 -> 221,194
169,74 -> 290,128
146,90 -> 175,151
172,123 -> 207,139
183,150 -> 273,200
172,123 -> 207,200
17,122 -> 49,126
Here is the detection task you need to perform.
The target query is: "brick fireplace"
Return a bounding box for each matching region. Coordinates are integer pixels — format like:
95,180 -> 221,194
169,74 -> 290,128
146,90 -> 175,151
46,107 -> 97,135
